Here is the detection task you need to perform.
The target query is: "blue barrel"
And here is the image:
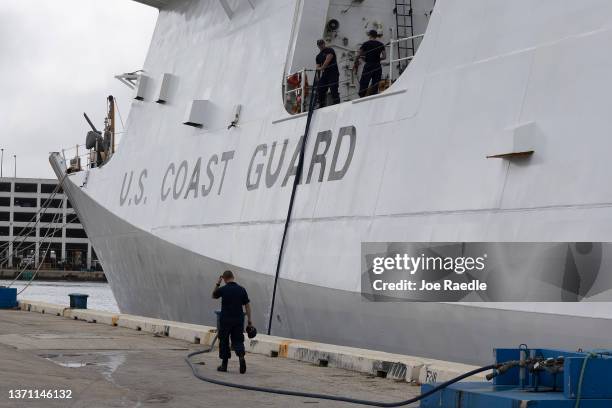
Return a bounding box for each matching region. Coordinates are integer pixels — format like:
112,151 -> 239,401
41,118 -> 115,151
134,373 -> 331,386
68,293 -> 89,309
0,287 -> 17,309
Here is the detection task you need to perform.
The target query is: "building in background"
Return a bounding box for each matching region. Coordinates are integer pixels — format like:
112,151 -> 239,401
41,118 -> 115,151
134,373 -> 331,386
0,177 -> 100,271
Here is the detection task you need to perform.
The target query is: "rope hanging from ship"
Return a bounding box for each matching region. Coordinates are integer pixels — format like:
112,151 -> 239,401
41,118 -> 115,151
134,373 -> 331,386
271,60 -> 399,333
269,47 -> 389,332
6,210 -> 63,287
12,210 -> 68,294
267,71 -> 321,335
1,174 -> 71,293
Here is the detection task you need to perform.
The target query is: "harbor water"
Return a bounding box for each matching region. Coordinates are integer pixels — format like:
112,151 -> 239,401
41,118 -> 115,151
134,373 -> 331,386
0,280 -> 118,312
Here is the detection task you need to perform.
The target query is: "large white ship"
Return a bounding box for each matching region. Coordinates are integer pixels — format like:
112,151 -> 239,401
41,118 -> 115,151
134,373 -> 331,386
51,0 -> 612,365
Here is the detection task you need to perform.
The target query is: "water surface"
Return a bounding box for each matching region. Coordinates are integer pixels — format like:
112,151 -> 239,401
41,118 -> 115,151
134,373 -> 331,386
0,280 -> 118,312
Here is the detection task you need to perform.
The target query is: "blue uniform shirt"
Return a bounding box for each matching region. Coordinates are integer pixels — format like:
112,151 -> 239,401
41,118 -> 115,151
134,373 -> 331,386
214,282 -> 250,321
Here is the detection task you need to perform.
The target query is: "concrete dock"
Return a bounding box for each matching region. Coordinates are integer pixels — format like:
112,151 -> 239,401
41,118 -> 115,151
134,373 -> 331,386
0,310 -> 420,407
0,302 -> 485,407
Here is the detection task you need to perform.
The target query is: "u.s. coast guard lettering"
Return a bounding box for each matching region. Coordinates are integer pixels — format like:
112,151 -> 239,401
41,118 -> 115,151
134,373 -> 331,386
118,126 -> 356,206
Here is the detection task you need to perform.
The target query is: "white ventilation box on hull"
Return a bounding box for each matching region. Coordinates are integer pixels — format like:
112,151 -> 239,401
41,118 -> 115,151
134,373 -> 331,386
134,75 -> 150,101
183,100 -> 212,128
487,122 -> 540,160
156,73 -> 174,104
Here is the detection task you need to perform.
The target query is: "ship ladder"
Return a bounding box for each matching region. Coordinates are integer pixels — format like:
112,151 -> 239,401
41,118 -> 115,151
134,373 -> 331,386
394,0 -> 416,75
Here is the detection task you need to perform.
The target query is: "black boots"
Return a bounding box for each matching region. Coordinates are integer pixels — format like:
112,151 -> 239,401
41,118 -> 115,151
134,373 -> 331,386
217,359 -> 228,372
217,357 -> 246,373
239,356 -> 247,374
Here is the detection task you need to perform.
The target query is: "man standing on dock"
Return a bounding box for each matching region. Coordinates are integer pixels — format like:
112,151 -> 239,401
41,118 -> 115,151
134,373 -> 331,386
212,270 -> 253,374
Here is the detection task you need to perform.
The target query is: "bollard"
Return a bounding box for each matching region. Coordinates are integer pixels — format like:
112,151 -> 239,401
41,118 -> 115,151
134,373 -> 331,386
68,293 -> 89,309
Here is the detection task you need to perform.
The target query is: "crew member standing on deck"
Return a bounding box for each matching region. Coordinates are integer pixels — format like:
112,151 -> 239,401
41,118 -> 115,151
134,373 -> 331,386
212,270 -> 253,374
316,39 -> 341,108
353,30 -> 386,97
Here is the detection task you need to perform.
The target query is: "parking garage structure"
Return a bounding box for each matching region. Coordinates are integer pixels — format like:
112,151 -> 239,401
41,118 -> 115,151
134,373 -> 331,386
0,177 -> 100,271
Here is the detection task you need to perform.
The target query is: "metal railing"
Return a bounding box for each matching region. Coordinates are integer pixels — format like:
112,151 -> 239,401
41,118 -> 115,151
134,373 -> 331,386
59,131 -> 126,174
284,68 -> 314,114
388,33 -> 425,81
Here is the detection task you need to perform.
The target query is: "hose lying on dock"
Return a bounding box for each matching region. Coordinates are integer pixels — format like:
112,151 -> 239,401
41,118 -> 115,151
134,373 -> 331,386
185,341 -> 498,407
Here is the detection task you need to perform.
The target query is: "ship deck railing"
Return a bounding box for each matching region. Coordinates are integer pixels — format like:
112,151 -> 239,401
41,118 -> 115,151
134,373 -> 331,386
60,132 -> 126,173
283,34 -> 425,114
387,34 -> 425,80
284,68 -> 315,114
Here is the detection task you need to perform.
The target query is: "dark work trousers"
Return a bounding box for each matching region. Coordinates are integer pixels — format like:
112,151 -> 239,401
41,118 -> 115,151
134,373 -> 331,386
358,64 -> 382,97
218,318 -> 245,360
318,73 -> 340,108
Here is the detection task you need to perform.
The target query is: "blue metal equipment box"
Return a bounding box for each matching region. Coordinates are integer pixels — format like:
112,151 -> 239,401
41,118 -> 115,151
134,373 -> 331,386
0,287 -> 17,308
420,348 -> 612,407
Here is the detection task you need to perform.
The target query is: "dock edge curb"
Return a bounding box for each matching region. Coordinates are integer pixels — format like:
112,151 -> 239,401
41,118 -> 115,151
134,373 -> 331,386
17,299 -> 484,384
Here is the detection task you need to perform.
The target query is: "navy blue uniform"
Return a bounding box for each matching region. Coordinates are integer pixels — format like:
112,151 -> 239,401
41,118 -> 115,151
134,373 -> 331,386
316,47 -> 340,107
213,282 -> 250,360
358,40 -> 385,97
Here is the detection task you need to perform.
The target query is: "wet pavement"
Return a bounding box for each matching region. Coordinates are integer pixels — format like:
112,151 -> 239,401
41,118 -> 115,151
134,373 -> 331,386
0,310 -> 421,407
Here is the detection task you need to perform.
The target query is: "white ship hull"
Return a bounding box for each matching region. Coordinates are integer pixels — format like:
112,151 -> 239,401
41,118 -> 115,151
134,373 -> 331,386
52,0 -> 612,364
47,171 -> 612,365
